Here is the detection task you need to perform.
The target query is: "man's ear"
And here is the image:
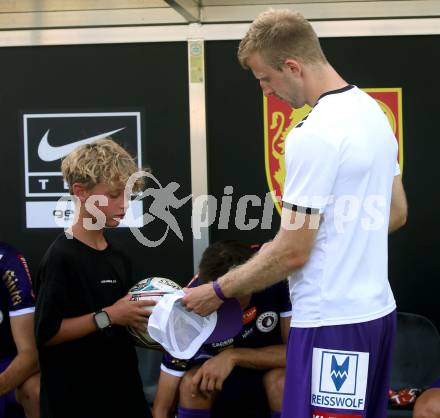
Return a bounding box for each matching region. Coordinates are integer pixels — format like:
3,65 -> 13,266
72,183 -> 89,203
284,58 -> 302,76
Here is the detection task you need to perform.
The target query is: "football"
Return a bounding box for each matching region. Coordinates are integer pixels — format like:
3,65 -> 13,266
127,277 -> 182,350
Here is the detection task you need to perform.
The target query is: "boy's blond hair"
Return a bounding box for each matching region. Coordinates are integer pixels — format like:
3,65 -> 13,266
238,9 -> 327,70
61,138 -> 143,194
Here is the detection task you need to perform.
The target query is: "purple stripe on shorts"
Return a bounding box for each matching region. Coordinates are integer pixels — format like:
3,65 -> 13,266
281,311 -> 396,418
0,357 -> 13,373
177,406 -> 210,418
431,378 -> 440,388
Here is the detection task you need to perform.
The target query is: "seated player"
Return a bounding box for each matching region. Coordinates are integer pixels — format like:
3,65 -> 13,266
413,379 -> 440,418
152,240 -> 291,418
0,242 -> 40,418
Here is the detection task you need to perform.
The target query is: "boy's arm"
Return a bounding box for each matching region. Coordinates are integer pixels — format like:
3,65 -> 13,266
46,312 -> 100,346
191,317 -> 290,396
46,294 -> 155,346
152,370 -> 182,418
0,313 -> 39,395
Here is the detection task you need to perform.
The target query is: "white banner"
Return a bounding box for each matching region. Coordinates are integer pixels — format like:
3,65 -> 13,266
26,201 -> 143,229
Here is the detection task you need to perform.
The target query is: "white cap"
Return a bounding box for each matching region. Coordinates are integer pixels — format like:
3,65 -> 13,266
148,290 -> 242,359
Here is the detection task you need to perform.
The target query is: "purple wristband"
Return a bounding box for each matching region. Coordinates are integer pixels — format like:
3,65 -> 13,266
212,281 -> 228,301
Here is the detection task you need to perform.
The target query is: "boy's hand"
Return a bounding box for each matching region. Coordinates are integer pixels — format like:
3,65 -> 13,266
106,294 -> 156,329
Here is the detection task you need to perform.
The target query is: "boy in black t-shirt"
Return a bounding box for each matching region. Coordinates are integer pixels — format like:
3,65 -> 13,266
35,139 -> 153,418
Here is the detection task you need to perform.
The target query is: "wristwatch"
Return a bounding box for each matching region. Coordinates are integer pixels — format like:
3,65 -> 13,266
93,309 -> 111,331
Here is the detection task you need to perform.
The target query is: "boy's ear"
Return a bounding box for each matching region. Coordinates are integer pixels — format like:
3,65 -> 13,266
72,183 -> 89,203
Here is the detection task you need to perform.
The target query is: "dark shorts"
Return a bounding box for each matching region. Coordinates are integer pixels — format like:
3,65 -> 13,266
0,358 -> 26,418
282,311 -> 396,418
212,367 -> 270,418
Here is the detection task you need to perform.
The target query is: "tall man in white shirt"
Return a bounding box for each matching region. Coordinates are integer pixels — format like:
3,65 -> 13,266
182,8 -> 407,418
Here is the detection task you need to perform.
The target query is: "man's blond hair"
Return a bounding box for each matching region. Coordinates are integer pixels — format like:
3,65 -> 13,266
238,9 -> 327,70
61,138 -> 143,194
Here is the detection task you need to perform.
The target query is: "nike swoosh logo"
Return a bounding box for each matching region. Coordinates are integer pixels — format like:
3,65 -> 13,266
37,127 -> 125,162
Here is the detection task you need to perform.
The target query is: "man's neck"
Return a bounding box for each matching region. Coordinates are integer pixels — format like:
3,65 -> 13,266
305,63 -> 348,107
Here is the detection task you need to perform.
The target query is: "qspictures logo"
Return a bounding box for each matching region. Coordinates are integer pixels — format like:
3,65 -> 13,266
22,112 -> 143,228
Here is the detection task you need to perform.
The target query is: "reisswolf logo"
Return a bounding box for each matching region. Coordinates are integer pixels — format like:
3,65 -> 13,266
311,348 -> 369,411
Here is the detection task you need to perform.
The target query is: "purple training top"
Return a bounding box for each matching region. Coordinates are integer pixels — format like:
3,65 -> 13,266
0,242 -> 35,360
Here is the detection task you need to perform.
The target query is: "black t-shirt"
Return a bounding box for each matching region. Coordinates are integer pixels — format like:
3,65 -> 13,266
35,234 -> 151,418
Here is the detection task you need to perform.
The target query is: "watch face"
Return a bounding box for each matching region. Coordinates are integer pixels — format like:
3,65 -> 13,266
95,311 -> 111,329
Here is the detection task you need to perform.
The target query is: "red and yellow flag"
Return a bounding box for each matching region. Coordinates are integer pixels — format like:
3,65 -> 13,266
264,88 -> 403,214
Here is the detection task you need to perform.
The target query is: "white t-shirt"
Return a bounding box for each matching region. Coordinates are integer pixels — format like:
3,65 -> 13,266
283,85 -> 398,328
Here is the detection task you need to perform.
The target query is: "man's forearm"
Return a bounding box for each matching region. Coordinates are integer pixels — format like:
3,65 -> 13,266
181,212 -> 315,317
229,345 -> 286,370
389,174 -> 407,234
389,210 -> 407,233
219,236 -> 303,298
0,350 -> 39,395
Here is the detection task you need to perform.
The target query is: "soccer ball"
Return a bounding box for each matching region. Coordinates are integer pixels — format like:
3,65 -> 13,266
127,277 -> 182,350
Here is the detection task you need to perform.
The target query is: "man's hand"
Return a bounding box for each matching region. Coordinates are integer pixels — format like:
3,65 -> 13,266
191,350 -> 235,397
106,294 -> 156,330
181,284 -> 223,316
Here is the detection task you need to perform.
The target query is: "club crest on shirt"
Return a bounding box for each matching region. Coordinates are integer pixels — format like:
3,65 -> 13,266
263,88 -> 404,215
256,311 -> 278,333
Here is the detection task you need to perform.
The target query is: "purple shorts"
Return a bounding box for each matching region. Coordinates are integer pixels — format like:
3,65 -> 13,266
0,358 -> 26,418
281,311 -> 396,418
